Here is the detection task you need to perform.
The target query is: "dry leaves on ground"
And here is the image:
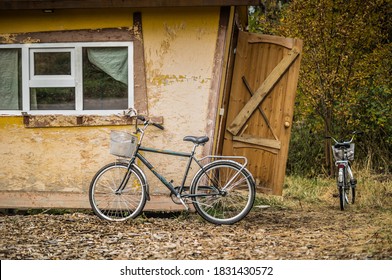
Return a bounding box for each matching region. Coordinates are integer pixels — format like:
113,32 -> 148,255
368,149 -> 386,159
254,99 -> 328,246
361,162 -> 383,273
1,206 -> 391,260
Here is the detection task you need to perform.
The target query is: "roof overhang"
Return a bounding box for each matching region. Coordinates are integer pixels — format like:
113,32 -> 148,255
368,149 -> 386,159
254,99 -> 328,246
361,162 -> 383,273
0,0 -> 260,10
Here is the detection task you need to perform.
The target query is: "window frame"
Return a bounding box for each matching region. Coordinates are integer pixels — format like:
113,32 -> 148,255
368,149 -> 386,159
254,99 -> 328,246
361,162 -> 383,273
0,42 -> 134,116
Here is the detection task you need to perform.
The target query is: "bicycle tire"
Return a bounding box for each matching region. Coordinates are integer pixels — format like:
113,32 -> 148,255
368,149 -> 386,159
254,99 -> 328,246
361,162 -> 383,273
338,166 -> 346,210
190,161 -> 255,225
345,170 -> 356,205
339,186 -> 346,210
89,162 -> 147,221
351,186 -> 356,204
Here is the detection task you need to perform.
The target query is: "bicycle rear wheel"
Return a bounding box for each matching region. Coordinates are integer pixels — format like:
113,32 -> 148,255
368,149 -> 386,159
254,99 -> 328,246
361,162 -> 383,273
89,162 -> 146,221
190,161 -> 255,225
338,166 -> 356,210
345,171 -> 355,205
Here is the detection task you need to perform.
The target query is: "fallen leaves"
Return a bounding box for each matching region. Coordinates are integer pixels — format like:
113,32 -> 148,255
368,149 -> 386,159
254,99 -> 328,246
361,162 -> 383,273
0,207 -> 391,260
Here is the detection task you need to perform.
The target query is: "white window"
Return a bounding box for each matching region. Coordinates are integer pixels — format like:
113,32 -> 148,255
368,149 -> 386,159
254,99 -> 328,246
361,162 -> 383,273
0,42 -> 134,115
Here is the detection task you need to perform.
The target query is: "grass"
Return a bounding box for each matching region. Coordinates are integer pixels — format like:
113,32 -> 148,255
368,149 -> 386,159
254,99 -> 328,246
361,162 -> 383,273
3,170 -> 390,217
254,169 -> 392,210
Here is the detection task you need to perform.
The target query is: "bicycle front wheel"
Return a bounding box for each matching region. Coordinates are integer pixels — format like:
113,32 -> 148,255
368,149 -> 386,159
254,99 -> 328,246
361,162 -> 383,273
339,186 -> 346,211
190,161 -> 255,225
338,166 -> 346,210
89,162 -> 147,221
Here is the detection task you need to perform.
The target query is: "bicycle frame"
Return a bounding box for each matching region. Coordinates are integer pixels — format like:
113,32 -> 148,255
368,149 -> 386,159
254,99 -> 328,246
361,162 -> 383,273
133,145 -> 203,197
89,110 -> 256,224
335,160 -> 354,185
114,114 -> 250,210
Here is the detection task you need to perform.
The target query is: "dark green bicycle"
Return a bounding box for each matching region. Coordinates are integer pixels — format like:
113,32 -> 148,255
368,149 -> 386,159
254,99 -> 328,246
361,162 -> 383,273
89,109 -> 256,225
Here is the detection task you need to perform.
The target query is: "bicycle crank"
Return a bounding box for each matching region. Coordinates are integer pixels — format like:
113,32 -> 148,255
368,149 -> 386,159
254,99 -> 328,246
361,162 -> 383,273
170,187 -> 189,205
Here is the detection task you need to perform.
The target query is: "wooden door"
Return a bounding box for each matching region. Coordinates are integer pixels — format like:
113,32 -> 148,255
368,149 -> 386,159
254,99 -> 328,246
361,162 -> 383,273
220,31 -> 303,195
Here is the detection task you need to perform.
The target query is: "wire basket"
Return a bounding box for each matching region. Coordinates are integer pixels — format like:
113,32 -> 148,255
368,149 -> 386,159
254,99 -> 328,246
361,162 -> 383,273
110,131 -> 138,158
332,143 -> 355,161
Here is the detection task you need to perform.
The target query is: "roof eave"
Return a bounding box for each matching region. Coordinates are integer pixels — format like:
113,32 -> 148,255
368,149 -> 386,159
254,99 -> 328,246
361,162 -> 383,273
0,0 -> 260,10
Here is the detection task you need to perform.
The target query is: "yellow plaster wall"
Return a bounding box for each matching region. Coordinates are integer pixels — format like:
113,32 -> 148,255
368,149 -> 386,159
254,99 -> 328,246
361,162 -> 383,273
0,117 -> 114,192
0,8 -> 220,196
141,8 -> 220,187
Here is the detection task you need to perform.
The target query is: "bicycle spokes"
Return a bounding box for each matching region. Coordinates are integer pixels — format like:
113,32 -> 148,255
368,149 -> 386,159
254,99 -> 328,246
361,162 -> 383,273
191,162 -> 255,224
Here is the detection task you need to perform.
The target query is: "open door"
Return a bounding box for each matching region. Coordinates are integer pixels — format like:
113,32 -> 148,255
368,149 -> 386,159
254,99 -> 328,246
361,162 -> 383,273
219,31 -> 303,195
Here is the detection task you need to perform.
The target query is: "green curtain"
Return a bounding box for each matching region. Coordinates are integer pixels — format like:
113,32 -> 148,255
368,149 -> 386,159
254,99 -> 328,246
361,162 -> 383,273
0,49 -> 19,109
87,47 -> 128,85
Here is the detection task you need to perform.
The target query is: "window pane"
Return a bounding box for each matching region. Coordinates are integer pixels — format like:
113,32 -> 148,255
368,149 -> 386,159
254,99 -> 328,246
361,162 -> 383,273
0,49 -> 22,110
34,52 -> 71,75
82,47 -> 128,110
30,88 -> 75,110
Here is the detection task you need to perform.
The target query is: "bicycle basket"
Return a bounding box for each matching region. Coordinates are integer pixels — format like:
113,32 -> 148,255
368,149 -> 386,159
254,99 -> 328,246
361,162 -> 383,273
332,143 -> 355,161
110,131 -> 138,158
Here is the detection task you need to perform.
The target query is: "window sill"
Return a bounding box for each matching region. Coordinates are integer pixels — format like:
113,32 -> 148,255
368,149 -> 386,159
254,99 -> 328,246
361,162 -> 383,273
22,114 -> 163,128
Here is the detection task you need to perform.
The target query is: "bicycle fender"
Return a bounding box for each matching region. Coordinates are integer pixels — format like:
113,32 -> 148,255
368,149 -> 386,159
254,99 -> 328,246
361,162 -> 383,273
190,160 -> 255,190
215,160 -> 255,183
132,163 -> 150,201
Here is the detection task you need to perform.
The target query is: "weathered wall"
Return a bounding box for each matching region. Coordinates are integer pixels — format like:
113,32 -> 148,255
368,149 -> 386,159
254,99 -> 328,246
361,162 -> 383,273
142,8 -> 220,189
0,117 -> 113,192
0,7 -> 220,199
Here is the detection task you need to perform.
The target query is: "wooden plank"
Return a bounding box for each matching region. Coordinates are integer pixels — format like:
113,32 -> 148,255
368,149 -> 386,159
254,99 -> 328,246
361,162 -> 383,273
213,6 -> 235,155
0,28 -> 137,44
203,6 -> 230,158
132,12 -> 149,115
0,191 -> 186,211
227,48 -> 300,136
272,38 -> 303,195
247,33 -> 295,49
233,134 -> 281,150
233,142 -> 278,154
242,75 -> 279,140
22,114 -> 163,128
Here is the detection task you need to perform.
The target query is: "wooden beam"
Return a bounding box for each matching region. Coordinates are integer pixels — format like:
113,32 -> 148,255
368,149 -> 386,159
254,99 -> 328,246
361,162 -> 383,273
0,28 -> 137,44
132,12 -> 149,116
248,33 -> 296,49
203,6 -> 230,158
233,142 -> 279,154
227,49 -> 300,136
233,134 -> 281,150
0,0 -> 260,10
22,114 -> 163,128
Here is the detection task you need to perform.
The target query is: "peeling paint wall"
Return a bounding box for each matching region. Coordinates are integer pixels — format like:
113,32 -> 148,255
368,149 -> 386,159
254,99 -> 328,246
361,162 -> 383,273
142,8 -> 220,188
0,8 -> 220,197
0,117 -> 113,192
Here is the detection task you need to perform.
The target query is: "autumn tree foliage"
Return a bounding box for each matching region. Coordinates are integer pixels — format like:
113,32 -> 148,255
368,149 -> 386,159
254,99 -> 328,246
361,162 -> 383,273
250,0 -> 391,175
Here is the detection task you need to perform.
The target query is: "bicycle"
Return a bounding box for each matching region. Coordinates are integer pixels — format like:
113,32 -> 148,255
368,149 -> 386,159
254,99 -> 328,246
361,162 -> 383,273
89,109 -> 256,224
326,131 -> 363,210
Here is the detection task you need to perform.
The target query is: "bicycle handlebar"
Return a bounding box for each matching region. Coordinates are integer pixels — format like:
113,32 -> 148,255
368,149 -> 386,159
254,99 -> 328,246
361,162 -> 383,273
124,108 -> 165,131
325,131 -> 363,145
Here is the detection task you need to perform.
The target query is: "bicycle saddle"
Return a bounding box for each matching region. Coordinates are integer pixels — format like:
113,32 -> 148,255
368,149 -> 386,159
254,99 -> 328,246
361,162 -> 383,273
183,136 -> 209,145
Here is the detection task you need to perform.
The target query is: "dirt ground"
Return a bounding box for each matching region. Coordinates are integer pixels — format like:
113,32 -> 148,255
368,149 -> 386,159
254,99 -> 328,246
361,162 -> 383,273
0,205 -> 391,260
